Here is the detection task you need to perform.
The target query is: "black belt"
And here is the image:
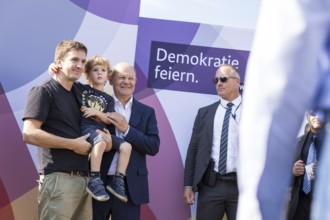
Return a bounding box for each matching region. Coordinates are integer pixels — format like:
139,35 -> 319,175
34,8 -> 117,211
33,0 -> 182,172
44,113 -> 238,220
41,170 -> 89,177
216,172 -> 237,181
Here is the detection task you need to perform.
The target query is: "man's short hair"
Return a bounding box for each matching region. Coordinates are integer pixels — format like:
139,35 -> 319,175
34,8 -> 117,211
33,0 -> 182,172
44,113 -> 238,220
54,40 -> 87,62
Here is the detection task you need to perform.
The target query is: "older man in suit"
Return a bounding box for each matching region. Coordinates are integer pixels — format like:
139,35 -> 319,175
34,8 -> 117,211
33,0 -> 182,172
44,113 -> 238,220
183,64 -> 242,220
93,62 -> 160,220
287,111 -> 322,220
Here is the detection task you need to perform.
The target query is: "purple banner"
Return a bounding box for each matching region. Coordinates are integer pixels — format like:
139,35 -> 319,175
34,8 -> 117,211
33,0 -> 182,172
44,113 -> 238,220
148,41 -> 249,94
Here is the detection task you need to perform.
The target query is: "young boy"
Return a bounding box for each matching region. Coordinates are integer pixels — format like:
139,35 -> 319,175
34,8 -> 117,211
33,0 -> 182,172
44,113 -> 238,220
50,56 -> 131,203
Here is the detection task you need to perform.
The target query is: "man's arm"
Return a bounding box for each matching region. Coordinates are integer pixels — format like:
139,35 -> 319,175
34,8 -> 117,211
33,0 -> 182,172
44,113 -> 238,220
183,109 -> 201,187
183,109 -> 202,205
107,109 -> 160,156
23,118 -> 92,155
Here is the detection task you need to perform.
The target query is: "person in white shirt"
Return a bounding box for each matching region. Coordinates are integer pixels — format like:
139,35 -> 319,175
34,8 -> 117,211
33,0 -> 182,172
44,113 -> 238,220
184,64 -> 242,220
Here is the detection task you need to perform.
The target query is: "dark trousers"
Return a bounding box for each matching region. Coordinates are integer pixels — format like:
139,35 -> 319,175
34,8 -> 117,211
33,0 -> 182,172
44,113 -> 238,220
197,176 -> 238,220
92,175 -> 141,220
291,193 -> 311,220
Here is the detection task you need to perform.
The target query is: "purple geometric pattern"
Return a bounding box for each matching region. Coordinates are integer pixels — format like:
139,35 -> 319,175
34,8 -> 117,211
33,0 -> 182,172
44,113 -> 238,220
0,1 -> 253,219
135,83 -> 191,220
135,18 -> 200,92
0,1 -> 87,92
0,82 -> 38,205
134,18 -> 200,219
71,0 -> 140,25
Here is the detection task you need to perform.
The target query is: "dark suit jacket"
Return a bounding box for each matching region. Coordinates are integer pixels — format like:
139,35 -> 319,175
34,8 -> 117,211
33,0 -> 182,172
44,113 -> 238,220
184,101 -> 220,191
287,131 -> 318,219
100,98 -> 160,205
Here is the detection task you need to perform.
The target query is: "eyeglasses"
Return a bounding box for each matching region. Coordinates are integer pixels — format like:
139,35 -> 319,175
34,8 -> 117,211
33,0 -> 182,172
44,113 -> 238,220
212,76 -> 238,84
308,110 -> 321,118
308,111 -> 317,116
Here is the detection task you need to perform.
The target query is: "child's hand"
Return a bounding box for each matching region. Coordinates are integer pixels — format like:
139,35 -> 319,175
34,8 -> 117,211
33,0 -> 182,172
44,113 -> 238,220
48,63 -> 59,75
81,106 -> 98,118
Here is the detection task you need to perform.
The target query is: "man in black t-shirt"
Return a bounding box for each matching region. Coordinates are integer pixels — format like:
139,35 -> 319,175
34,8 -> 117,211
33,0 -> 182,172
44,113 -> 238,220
22,40 -> 111,220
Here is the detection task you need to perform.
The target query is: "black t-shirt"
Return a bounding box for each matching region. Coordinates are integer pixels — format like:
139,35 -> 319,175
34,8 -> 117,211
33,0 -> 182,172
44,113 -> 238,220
73,82 -> 115,132
73,82 -> 124,150
22,78 -> 89,173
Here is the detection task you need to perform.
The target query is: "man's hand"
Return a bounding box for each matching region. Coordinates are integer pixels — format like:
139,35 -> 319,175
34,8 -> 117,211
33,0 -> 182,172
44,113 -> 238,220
107,112 -> 129,133
71,134 -> 92,155
96,128 -> 112,152
309,162 -> 318,180
292,160 -> 305,176
183,187 -> 195,205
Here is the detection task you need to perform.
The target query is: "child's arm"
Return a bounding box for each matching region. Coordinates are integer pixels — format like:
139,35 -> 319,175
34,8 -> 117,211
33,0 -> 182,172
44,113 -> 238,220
48,63 -> 60,75
81,106 -> 110,124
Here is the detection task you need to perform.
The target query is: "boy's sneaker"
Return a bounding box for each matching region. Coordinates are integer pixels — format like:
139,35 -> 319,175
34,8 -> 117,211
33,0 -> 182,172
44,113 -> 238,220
106,176 -> 128,203
86,177 -> 110,201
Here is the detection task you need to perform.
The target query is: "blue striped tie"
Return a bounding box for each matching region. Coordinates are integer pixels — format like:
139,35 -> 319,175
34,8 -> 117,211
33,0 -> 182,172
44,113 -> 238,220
219,103 -> 234,175
303,138 -> 317,194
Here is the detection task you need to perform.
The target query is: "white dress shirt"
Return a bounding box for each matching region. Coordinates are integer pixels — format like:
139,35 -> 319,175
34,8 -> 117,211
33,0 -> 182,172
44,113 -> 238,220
212,95 -> 242,173
108,96 -> 133,175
